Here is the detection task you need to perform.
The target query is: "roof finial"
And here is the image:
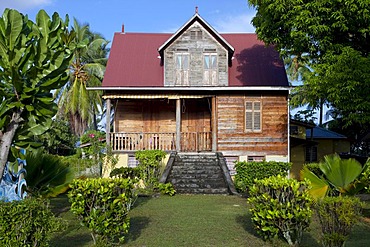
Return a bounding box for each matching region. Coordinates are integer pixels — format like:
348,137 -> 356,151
195,6 -> 198,14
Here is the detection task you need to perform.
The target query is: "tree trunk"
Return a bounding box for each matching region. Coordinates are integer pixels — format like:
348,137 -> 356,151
319,100 -> 324,127
0,110 -> 22,183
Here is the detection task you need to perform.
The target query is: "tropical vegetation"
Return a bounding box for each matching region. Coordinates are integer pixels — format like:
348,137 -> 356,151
0,9 -> 73,182
56,19 -> 109,136
0,197 -> 64,246
316,196 -> 363,247
301,154 -> 369,199
234,160 -> 291,193
25,149 -> 74,198
248,175 -> 313,246
249,0 -> 370,154
68,178 -> 135,245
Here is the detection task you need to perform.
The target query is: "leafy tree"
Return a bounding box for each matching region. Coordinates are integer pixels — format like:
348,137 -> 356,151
0,9 -> 73,182
56,19 -> 109,136
249,0 -> 370,126
35,119 -> 78,155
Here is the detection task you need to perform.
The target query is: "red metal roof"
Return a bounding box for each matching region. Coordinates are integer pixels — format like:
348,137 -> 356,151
102,32 -> 289,87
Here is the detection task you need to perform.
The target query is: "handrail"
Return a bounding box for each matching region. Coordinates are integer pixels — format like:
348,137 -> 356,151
110,131 -> 211,152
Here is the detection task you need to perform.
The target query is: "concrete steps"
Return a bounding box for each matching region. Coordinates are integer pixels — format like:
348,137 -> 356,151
167,153 -> 230,194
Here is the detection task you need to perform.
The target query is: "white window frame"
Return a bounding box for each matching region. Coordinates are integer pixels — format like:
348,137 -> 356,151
203,53 -> 218,85
175,52 -> 189,85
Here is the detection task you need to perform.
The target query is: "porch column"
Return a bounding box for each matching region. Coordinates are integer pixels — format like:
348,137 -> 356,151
212,96 -> 217,152
176,99 -> 181,151
106,98 -> 111,146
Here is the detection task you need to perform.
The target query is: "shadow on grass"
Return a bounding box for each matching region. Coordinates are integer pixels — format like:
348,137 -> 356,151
236,213 -> 321,247
235,213 -> 260,239
124,216 -> 151,243
51,232 -> 92,247
362,206 -> 370,218
131,195 -> 152,209
49,193 -> 71,216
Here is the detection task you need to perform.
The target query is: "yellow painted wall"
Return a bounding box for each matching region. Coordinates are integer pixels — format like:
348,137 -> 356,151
317,139 -> 350,161
290,146 -> 305,179
290,139 -> 350,180
102,153 -> 171,178
102,154 -> 128,178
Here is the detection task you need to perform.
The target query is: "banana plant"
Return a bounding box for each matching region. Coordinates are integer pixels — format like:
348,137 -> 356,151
301,154 -> 368,199
0,9 -> 73,182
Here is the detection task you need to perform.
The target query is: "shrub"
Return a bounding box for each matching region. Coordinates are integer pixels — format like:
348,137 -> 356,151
0,198 -> 64,246
234,160 -> 291,192
248,175 -> 313,246
155,182 -> 176,196
68,178 -> 135,245
316,196 -> 363,247
135,150 -> 167,189
110,167 -> 140,179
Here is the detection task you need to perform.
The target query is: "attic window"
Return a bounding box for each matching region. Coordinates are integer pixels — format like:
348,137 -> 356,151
190,30 -> 202,40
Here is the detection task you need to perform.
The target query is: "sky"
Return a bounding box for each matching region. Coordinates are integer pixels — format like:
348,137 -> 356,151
0,0 -> 256,45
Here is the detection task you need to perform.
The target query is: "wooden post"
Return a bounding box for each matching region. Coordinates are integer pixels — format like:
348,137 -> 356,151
211,96 -> 217,152
176,99 -> 181,151
106,98 -> 111,146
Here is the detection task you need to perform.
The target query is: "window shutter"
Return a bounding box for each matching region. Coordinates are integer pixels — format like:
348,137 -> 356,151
246,112 -> 253,130
254,102 -> 261,130
245,101 -> 262,131
245,102 -> 253,110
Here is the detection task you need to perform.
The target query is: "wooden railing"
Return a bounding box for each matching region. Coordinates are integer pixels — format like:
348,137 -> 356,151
110,132 -> 212,152
181,132 -> 212,152
111,132 -> 176,151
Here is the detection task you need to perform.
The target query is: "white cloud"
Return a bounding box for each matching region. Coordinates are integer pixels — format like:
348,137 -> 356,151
214,13 -> 255,33
0,0 -> 53,13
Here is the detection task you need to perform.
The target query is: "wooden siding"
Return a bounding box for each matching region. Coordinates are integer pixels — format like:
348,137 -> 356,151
115,100 -> 176,133
164,21 -> 228,87
217,94 -> 288,156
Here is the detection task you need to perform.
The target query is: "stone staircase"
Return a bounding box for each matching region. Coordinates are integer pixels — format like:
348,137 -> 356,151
163,152 -> 234,194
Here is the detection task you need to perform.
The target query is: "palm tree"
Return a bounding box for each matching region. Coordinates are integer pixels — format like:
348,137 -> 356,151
56,19 -> 109,136
285,54 -> 328,126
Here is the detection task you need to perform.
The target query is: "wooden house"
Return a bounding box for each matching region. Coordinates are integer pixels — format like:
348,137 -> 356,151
96,12 -> 290,173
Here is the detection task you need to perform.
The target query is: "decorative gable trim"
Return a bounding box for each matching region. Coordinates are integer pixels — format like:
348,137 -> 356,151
158,13 -> 235,65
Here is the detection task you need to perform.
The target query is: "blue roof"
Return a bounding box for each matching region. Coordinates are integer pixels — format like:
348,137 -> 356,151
306,126 -> 347,139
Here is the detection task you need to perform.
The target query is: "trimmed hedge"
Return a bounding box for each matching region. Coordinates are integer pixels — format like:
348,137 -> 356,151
0,198 -> 63,246
234,160 -> 291,192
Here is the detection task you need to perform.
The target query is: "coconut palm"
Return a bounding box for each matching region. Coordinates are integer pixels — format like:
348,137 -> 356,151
285,54 -> 329,126
56,19 -> 109,136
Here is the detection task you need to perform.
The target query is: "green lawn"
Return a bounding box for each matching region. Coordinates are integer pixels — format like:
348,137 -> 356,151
50,194 -> 370,247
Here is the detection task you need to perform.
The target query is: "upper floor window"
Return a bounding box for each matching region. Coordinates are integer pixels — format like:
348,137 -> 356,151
203,53 -> 217,85
190,30 -> 202,40
245,101 -> 261,132
175,53 -> 189,85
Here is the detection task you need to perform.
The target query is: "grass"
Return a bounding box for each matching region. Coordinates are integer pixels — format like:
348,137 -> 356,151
49,194 -> 370,247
